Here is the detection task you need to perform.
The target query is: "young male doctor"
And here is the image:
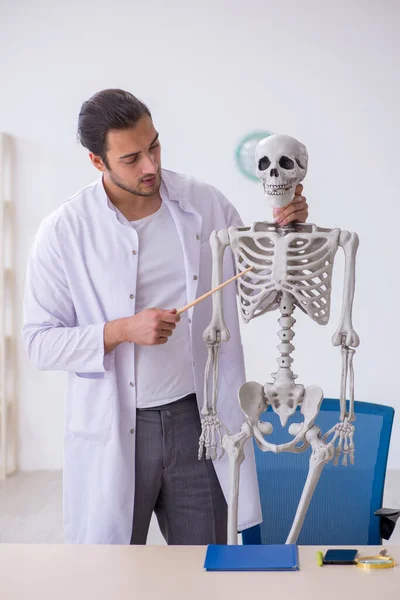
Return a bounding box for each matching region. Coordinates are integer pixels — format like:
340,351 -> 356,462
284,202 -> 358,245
23,89 -> 308,545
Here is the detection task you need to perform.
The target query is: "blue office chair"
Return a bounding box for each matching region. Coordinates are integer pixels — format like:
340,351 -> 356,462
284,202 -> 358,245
242,399 -> 396,545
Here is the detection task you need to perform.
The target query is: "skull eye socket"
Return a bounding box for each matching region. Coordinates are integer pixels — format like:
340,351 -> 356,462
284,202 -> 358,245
279,156 -> 295,170
295,157 -> 306,169
258,156 -> 271,171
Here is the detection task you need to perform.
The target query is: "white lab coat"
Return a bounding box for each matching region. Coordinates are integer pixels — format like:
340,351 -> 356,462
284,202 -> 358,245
22,169 -> 262,544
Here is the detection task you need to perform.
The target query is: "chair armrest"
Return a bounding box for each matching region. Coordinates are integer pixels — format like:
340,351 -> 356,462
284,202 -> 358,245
374,508 -> 400,540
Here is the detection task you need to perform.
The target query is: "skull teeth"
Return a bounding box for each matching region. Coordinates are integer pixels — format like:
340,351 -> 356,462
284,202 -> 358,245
264,184 -> 292,196
266,189 -> 291,196
263,183 -> 293,196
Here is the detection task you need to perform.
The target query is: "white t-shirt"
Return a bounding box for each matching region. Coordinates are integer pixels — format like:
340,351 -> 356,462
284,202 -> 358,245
130,201 -> 195,408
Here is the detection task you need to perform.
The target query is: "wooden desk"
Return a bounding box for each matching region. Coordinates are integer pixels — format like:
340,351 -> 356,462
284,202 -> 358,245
1,544 -> 398,600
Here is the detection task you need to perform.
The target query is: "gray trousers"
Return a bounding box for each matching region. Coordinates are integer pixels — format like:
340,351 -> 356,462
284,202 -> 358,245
130,393 -> 227,545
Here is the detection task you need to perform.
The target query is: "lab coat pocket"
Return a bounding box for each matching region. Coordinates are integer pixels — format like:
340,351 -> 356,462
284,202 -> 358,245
69,373 -> 116,444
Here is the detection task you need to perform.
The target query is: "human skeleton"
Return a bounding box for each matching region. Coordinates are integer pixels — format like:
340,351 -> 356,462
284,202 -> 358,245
199,134 -> 360,545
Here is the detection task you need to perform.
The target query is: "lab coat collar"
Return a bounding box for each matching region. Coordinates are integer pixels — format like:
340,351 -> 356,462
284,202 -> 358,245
96,169 -> 197,220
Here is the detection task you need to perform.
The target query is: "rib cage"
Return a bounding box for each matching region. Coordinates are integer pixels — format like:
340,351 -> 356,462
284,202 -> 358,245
228,223 -> 340,324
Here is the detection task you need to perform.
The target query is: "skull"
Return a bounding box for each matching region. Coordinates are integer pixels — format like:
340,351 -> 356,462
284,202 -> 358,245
255,134 -> 308,208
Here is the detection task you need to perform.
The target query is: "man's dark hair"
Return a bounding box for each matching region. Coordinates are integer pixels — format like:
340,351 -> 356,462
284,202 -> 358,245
77,89 -> 152,168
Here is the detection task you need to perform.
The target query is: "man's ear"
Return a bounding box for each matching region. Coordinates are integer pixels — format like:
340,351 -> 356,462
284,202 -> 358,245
89,153 -> 107,173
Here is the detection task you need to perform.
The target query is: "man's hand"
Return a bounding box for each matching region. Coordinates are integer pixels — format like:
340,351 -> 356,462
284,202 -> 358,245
122,308 -> 180,346
104,308 -> 180,353
273,184 -> 308,226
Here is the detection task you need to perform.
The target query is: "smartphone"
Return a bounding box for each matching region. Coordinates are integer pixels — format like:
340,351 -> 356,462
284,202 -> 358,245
323,549 -> 358,565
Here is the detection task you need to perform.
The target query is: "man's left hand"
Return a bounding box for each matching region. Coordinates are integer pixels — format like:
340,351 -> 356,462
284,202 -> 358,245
273,184 -> 308,226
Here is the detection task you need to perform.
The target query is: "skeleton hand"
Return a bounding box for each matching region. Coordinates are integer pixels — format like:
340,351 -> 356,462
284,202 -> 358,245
199,336 -> 229,461
198,415 -> 229,460
323,418 -> 355,466
332,326 -> 360,348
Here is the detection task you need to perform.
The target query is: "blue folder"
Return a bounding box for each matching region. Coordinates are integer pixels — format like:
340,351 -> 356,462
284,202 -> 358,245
204,544 -> 299,572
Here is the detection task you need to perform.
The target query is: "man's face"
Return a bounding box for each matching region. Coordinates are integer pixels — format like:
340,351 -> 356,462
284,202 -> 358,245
91,114 -> 162,197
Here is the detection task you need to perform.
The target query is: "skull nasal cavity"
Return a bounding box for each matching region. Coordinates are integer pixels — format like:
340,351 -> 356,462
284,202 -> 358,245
270,168 -> 279,177
279,156 -> 295,170
258,156 -> 271,171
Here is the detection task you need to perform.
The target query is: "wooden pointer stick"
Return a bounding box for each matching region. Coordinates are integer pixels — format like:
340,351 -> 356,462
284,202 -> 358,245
176,265 -> 254,316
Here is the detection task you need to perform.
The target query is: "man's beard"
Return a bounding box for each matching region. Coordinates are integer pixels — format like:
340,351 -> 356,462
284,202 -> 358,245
108,169 -> 161,197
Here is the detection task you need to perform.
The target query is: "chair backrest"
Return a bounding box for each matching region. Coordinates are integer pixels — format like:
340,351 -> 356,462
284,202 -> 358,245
242,399 -> 394,546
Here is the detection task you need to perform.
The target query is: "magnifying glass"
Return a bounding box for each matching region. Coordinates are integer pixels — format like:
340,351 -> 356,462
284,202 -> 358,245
355,550 -> 395,570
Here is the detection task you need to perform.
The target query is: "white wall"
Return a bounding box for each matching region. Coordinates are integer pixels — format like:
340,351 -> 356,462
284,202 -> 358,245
0,0 -> 399,470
